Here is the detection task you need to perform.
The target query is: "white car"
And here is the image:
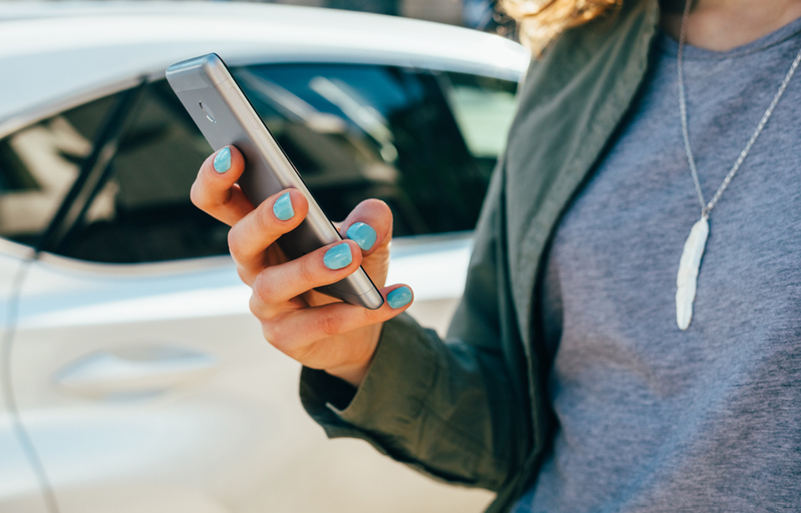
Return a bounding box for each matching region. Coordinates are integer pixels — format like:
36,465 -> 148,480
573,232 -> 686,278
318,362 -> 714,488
0,3 -> 529,512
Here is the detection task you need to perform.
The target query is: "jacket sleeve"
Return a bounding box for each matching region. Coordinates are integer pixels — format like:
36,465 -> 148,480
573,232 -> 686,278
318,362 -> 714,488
299,157 -> 528,491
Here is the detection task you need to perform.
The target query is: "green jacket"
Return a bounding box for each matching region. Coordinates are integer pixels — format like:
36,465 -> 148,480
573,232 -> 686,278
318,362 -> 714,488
300,1 -> 661,511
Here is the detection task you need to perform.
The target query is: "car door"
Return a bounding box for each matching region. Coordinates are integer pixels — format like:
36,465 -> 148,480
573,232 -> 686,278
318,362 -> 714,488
0,93 -> 103,513
3,62 -> 517,513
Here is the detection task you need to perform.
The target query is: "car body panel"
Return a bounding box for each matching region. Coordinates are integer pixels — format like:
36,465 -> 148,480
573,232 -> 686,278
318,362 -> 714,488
9,236 -> 489,513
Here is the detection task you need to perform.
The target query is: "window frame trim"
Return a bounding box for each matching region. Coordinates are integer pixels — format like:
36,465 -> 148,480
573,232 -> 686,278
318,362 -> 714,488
0,55 -> 526,141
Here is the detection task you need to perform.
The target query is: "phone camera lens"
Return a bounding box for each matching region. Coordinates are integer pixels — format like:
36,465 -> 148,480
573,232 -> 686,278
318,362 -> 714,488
199,101 -> 216,123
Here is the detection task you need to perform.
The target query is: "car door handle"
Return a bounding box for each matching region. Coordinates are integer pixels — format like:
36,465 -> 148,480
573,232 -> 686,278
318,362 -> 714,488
53,346 -> 216,399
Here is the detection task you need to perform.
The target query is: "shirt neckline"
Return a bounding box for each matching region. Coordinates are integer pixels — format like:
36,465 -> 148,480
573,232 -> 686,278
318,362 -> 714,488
658,14 -> 801,60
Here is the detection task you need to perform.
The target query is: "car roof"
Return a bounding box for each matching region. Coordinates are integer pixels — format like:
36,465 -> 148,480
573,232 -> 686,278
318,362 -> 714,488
0,1 -> 530,129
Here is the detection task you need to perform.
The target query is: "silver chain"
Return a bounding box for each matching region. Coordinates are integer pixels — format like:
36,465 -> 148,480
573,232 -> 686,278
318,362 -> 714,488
677,0 -> 801,218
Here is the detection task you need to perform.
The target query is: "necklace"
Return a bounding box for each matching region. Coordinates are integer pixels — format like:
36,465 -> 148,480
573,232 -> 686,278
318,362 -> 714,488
674,1 -> 801,330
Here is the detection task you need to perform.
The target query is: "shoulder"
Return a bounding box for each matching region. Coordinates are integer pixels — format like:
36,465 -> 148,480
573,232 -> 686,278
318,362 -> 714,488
516,0 -> 660,111
498,0 -> 659,275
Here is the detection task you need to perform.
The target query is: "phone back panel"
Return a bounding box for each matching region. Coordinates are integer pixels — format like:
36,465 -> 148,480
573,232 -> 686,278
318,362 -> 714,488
166,54 -> 383,309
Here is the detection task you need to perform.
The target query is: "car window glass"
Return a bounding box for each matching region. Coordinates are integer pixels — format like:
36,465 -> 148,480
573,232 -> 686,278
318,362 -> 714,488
237,63 -> 517,237
441,72 -> 518,160
58,80 -> 224,264
53,64 -> 517,264
0,95 -> 118,247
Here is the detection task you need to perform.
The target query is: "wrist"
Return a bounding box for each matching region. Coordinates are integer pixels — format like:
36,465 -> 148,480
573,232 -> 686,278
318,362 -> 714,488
324,323 -> 382,387
325,363 -> 370,388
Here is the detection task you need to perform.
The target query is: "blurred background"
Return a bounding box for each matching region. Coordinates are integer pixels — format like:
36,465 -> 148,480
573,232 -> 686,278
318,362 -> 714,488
230,0 -> 517,35
0,1 -> 526,512
5,0 -> 518,33
0,0 -> 515,33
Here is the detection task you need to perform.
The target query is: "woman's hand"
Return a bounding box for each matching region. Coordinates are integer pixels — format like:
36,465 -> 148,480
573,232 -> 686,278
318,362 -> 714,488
190,146 -> 414,387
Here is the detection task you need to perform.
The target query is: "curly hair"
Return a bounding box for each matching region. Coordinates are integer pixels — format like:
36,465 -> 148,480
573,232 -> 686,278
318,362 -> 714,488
501,0 -> 622,55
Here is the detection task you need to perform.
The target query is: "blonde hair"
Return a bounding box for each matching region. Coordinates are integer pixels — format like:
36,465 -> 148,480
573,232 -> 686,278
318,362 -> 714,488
501,0 -> 622,55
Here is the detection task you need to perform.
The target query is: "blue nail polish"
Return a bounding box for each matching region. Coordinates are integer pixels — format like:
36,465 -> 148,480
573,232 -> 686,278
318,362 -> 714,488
346,222 -> 377,251
213,147 -> 231,173
273,192 -> 295,221
323,244 -> 352,270
387,286 -> 412,309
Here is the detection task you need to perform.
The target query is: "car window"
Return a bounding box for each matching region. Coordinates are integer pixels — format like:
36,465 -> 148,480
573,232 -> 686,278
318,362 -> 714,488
0,95 -> 119,247
235,64 -> 517,237
440,72 -> 518,162
56,80 -> 227,264
25,64 -> 517,264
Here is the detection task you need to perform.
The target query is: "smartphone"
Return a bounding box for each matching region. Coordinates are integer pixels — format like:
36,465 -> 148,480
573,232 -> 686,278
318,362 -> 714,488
166,53 -> 384,310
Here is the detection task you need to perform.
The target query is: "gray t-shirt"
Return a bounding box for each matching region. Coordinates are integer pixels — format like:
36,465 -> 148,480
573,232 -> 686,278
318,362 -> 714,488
514,19 -> 801,513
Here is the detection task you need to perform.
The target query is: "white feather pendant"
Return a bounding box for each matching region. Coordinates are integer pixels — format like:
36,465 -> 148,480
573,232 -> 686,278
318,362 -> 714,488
676,217 -> 709,330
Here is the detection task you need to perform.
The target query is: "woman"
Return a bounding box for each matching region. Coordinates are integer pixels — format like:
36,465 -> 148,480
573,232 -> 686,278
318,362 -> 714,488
189,0 -> 801,510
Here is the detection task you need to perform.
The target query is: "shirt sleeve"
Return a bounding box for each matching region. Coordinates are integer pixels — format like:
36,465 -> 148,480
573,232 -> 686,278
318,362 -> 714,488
299,157 -> 528,492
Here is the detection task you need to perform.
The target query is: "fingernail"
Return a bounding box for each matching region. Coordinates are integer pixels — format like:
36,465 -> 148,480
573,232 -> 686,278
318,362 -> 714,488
323,244 -> 353,270
213,147 -> 231,173
346,222 -> 377,251
387,286 -> 412,309
273,192 -> 295,221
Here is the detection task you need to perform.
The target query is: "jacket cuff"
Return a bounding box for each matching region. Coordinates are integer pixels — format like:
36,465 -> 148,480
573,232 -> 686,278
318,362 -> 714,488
300,312 -> 439,439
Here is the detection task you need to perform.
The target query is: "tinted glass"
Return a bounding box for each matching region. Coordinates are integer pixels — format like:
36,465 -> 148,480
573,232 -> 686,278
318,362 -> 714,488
54,64 -> 517,264
441,72 -> 517,163
0,95 -> 117,247
236,64 -> 517,237
58,80 -> 224,264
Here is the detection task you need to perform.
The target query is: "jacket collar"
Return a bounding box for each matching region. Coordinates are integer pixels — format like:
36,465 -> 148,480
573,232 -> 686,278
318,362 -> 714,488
505,0 -> 661,354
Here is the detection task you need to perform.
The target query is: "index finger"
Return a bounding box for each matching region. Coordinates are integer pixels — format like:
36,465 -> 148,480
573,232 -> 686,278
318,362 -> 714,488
190,145 -> 255,226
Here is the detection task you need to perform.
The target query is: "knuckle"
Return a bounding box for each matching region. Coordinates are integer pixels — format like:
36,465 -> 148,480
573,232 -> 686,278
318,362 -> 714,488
189,181 -> 210,211
317,311 -> 343,337
227,226 -> 244,258
296,256 -> 316,284
248,292 -> 265,318
363,198 -> 392,219
260,318 -> 279,344
286,341 -> 314,362
266,319 -> 296,354
235,265 -> 250,284
252,271 -> 278,306
361,197 -> 386,210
